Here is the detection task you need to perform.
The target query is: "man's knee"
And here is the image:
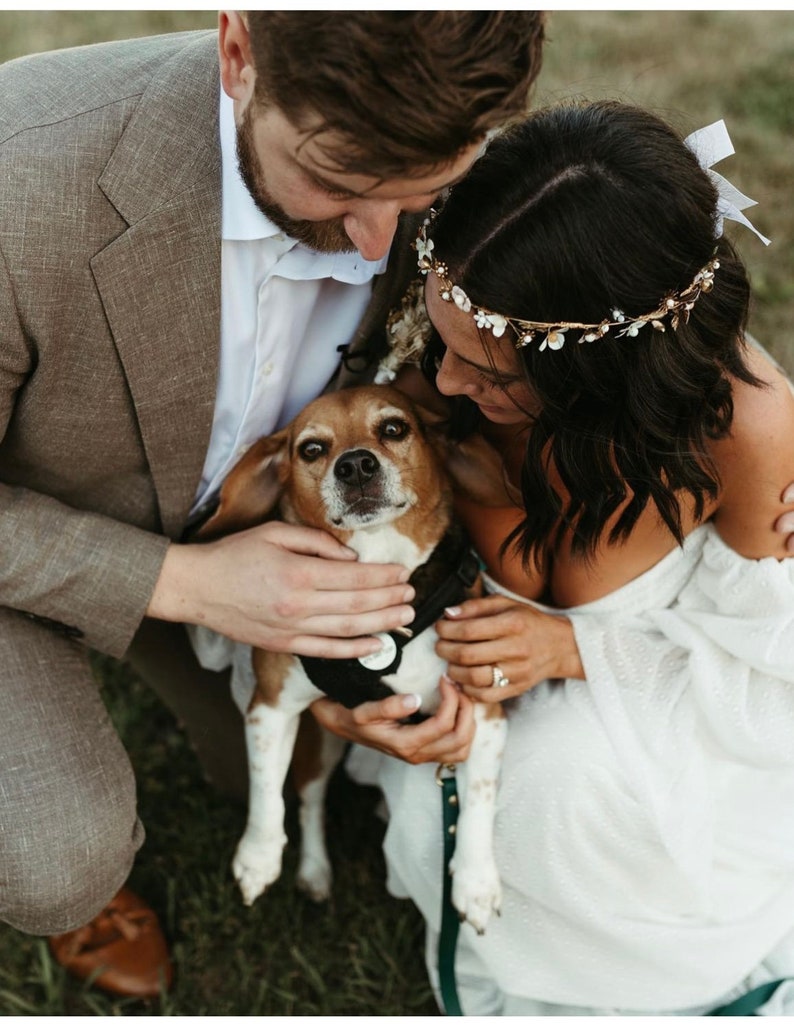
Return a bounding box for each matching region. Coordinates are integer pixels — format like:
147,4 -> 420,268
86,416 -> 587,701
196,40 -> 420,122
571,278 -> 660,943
0,610 -> 144,934
1,788 -> 145,935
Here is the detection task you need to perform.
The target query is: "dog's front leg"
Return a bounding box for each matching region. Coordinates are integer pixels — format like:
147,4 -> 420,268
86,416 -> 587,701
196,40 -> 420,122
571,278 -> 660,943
292,712 -> 347,902
450,703 -> 507,934
233,701 -> 302,906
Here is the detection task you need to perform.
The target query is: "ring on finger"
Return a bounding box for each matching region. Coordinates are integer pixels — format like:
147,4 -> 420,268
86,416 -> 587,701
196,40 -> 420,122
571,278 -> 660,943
490,665 -> 510,689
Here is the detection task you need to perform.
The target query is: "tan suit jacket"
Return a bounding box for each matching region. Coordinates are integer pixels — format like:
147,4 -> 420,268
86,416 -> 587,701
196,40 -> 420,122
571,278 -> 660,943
0,30 -> 418,657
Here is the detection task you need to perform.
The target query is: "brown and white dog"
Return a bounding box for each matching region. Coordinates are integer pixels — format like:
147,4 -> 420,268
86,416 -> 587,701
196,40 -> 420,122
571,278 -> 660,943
199,385 -> 506,934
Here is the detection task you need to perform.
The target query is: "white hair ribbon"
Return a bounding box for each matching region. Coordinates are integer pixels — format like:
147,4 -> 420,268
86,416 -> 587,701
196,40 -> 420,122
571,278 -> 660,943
684,120 -> 771,246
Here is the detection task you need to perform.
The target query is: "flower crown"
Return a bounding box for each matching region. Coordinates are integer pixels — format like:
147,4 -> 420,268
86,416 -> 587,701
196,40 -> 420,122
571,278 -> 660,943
414,216 -> 720,352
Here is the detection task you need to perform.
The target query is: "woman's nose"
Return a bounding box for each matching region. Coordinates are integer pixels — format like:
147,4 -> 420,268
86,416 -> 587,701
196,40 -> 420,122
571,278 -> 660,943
436,352 -> 476,398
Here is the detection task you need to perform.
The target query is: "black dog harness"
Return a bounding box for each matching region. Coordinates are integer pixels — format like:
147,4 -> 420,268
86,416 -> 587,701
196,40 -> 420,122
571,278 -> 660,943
300,528 -> 480,715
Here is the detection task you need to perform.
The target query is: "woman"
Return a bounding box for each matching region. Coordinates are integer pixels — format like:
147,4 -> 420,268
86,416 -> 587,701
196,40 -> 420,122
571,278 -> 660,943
328,101 -> 794,1015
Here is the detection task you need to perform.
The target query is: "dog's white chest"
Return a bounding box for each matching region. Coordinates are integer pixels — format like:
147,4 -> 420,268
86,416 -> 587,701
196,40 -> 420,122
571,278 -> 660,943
346,524 -> 428,569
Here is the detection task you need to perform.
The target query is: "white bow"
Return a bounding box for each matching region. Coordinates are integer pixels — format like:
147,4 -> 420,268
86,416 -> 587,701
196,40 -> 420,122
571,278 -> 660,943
684,120 -> 771,246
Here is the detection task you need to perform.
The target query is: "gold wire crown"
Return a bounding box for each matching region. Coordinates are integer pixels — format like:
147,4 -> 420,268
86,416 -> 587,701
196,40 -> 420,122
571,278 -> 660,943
414,216 -> 719,352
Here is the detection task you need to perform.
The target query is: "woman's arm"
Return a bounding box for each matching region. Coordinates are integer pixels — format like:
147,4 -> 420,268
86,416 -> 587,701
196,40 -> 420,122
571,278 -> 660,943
711,362 -> 794,558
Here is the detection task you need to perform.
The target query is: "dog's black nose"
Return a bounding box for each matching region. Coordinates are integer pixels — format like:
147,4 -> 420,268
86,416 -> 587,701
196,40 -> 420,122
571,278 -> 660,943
334,448 -> 380,487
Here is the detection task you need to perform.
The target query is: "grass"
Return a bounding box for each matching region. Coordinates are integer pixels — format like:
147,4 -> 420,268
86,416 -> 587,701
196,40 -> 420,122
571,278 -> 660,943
0,8 -> 791,1015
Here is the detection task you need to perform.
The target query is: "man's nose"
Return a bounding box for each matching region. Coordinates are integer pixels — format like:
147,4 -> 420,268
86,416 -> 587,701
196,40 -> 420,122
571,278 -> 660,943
344,201 -> 402,261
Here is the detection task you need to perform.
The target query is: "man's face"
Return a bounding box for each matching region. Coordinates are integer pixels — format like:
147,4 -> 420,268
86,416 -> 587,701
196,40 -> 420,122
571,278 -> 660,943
235,100 -> 482,261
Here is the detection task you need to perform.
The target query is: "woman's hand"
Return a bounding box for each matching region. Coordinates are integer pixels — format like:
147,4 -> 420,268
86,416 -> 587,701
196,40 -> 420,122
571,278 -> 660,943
435,594 -> 585,702
310,675 -> 475,764
774,483 -> 794,554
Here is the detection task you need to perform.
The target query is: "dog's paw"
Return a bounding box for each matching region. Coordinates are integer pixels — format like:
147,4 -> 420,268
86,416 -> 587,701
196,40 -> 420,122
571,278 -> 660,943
232,833 -> 286,906
295,854 -> 333,903
450,856 -> 502,935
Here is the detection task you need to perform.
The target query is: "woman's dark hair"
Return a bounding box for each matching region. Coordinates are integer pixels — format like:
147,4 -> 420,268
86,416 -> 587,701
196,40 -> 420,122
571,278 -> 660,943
428,101 -> 758,570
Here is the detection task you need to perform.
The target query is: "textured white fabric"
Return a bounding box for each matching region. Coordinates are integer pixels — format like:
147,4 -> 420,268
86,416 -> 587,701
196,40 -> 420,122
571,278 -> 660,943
347,524 -> 794,1011
422,921 -> 794,1016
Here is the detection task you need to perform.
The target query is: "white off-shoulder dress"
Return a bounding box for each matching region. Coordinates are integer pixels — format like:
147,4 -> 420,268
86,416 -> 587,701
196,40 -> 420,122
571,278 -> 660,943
347,523 -> 794,1015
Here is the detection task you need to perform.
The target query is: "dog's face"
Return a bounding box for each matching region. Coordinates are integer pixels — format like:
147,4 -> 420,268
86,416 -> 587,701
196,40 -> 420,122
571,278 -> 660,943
284,388 -> 442,533
199,385 -> 452,553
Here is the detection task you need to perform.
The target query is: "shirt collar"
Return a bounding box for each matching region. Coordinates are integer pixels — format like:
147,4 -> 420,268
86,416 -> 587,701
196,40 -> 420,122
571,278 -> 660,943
219,89 -> 388,282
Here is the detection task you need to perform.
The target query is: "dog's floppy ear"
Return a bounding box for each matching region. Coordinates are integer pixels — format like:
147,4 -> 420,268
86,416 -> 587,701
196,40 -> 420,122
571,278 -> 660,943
195,430 -> 289,540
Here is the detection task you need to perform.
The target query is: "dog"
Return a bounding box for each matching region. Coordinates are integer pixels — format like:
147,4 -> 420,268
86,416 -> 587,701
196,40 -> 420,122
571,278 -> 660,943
198,384 -> 507,934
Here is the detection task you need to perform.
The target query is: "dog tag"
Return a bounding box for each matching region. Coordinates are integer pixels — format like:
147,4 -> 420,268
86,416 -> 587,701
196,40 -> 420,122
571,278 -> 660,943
358,632 -> 398,672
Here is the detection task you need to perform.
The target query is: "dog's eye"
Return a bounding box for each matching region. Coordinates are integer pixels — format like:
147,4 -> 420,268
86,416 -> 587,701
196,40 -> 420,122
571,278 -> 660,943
298,440 -> 328,462
380,418 -> 410,441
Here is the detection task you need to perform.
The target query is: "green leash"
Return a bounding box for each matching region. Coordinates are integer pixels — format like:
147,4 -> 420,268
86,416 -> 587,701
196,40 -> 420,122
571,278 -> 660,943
436,763 -> 463,1016
707,978 -> 789,1015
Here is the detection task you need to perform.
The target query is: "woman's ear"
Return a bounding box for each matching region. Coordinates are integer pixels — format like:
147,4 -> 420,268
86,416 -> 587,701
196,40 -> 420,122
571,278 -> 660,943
195,431 -> 289,541
218,11 -> 256,107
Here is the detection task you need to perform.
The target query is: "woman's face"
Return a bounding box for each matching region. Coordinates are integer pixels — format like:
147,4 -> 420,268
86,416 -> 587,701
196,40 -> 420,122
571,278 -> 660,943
425,281 -> 538,425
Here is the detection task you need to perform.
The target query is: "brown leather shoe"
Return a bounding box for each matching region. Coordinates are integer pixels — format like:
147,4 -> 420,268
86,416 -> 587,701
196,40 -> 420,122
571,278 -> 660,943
48,887 -> 173,998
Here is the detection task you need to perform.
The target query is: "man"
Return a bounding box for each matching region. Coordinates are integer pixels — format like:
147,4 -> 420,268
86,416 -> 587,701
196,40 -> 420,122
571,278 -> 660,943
0,10 -> 545,997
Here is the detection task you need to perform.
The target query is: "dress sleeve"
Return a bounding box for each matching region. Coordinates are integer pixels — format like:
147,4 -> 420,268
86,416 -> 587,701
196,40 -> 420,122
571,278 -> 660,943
566,526 -> 794,879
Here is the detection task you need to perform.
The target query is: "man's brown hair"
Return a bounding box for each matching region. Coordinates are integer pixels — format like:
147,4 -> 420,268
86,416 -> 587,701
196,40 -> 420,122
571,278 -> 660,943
246,11 -> 546,177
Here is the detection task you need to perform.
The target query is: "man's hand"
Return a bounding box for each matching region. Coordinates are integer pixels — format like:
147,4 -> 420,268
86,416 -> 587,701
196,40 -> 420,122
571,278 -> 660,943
147,521 -> 416,659
311,675 -> 475,764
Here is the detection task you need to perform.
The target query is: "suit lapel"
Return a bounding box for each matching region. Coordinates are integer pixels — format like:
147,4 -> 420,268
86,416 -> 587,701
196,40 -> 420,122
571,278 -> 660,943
91,33 -> 221,538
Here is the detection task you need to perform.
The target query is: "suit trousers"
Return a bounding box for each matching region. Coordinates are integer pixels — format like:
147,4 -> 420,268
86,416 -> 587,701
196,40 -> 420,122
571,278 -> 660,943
0,609 -> 246,935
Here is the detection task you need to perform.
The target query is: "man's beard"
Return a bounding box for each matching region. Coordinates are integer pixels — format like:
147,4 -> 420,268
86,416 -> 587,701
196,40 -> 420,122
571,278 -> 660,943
236,105 -> 356,255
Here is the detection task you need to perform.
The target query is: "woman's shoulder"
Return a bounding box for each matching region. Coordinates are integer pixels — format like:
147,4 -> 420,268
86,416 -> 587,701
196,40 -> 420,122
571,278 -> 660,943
710,340 -> 794,558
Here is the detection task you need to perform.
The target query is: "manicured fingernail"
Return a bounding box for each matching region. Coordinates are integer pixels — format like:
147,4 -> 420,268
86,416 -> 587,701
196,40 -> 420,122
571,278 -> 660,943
398,567 -> 411,583
444,606 -> 462,618
402,693 -> 422,711
783,485 -> 794,504
403,587 -> 416,603
777,512 -> 794,532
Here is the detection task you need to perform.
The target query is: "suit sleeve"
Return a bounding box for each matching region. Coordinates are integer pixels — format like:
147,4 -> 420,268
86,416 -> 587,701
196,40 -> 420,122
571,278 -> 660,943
0,241 -> 170,657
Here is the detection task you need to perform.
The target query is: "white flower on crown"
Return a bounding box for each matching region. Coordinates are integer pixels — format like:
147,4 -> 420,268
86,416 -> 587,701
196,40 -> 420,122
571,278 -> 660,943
451,285 -> 472,312
415,236 -> 434,264
474,310 -> 507,336
540,328 -> 566,351
487,313 -> 508,337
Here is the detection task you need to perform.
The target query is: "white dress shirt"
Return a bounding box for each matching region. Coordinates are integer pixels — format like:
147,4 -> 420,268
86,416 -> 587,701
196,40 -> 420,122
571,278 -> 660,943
191,90 -> 389,512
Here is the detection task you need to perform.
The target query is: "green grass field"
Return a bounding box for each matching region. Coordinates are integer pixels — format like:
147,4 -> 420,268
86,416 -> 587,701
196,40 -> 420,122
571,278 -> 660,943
0,10 -> 791,1016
